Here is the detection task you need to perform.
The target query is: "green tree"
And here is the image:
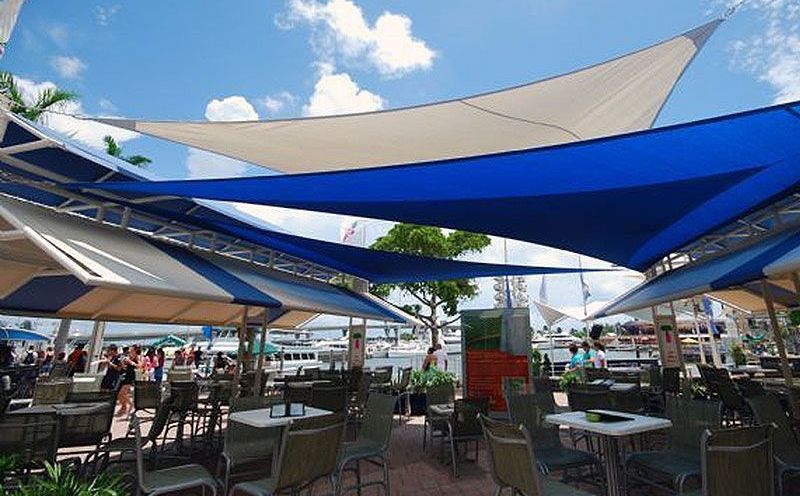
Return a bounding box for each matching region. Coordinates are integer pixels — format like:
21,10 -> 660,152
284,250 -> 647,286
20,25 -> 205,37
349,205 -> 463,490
370,224 -> 491,345
103,135 -> 151,168
0,71 -> 76,122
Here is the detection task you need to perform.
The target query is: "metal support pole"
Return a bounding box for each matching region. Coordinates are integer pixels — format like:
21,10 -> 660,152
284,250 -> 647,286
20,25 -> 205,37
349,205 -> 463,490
255,309 -> 268,395
233,306 -> 249,397
762,279 -> 797,415
691,299 -> 707,366
86,321 -> 106,374
53,318 -> 72,356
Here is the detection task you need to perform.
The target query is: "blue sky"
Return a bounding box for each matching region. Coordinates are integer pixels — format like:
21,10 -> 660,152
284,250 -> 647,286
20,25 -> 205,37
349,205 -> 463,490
2,0 -> 799,332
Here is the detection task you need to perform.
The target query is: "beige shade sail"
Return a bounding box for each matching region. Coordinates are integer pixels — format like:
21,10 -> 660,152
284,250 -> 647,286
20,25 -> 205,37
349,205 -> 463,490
95,20 -> 720,173
0,196 -> 417,326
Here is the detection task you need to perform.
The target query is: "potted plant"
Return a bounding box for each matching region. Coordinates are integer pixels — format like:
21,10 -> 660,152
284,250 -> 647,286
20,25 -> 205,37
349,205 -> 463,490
2,460 -> 128,496
407,368 -> 457,415
559,370 -> 581,392
730,343 -> 747,368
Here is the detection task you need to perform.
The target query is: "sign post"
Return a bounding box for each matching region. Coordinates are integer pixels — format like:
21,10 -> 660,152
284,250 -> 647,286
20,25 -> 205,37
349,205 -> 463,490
348,320 -> 367,369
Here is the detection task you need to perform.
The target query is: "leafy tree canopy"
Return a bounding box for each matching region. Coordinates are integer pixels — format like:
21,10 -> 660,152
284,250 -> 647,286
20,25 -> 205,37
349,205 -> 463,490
370,224 -> 490,344
103,135 -> 151,168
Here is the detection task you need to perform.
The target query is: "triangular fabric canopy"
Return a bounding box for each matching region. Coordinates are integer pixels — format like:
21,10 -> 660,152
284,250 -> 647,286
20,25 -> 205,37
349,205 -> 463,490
593,223 -> 800,318
76,101 -> 800,272
0,110 -> 601,283
94,20 -> 720,173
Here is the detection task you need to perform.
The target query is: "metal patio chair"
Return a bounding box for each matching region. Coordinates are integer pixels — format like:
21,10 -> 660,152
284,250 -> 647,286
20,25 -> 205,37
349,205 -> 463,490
444,397 -> 489,477
422,382 -> 455,450
682,425 -> 774,496
132,416 -> 218,496
0,412 -> 59,476
230,413 -> 346,496
311,384 -> 348,413
508,393 -> 602,487
219,396 -> 283,495
479,414 -> 593,496
626,395 -> 722,494
335,393 -> 395,495
747,394 -> 800,495
31,379 -> 70,406
391,366 -> 413,424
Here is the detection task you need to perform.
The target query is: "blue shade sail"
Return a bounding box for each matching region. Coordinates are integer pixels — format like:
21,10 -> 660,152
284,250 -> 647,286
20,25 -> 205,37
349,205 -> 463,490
0,112 -> 595,283
71,101 -> 800,271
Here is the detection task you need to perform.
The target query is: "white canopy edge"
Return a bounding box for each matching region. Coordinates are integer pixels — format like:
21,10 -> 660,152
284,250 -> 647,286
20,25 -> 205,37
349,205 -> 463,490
95,20 -> 721,173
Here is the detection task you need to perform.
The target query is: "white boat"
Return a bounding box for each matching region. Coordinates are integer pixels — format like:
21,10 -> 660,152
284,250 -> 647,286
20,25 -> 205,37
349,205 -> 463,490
387,341 -> 427,358
441,330 -> 462,354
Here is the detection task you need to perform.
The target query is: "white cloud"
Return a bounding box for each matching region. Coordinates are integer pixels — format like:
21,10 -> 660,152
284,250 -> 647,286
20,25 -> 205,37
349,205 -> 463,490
13,76 -> 139,149
46,24 -> 68,45
98,98 -> 117,112
728,0 -> 800,103
95,5 -> 121,26
280,0 -> 435,77
303,69 -> 383,116
50,56 -> 87,79
186,96 -> 260,178
204,96 -> 259,121
261,91 -> 296,113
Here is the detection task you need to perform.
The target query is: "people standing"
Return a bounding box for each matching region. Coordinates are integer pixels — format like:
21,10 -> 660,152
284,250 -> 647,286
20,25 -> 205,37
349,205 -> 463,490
116,346 -> 140,417
153,348 -> 165,383
433,343 -> 448,371
422,347 -> 438,372
593,342 -> 607,368
566,343 -> 583,372
581,341 -> 595,368
100,344 -> 123,392
40,346 -> 54,373
67,343 -> 87,376
22,346 -> 38,366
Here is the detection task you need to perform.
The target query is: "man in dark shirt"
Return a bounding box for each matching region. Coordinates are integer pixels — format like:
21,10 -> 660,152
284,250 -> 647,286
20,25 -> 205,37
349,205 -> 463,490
100,345 -> 123,391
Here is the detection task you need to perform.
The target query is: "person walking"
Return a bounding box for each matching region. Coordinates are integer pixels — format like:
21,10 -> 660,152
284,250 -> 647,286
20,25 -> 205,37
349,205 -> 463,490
433,343 -> 448,371
116,346 -> 140,417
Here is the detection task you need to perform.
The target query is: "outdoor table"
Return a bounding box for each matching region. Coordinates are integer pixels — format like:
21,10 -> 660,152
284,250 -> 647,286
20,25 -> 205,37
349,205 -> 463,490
546,409 -> 671,496
229,404 -> 333,429
9,402 -> 106,415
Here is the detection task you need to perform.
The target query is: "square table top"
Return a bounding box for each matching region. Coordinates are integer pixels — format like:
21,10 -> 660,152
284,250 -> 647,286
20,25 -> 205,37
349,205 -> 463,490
545,410 -> 671,437
428,403 -> 454,416
9,402 -> 107,415
229,405 -> 332,428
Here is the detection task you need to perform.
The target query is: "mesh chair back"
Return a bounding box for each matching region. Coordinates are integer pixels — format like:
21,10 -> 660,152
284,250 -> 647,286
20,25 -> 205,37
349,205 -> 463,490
611,385 -> 644,413
48,361 -> 69,379
134,381 -> 161,411
70,373 -> 103,393
530,377 -> 553,394
304,367 -> 321,380
746,394 -> 800,461
274,414 -> 346,491
451,397 -> 489,438
225,412 -> 279,465
229,395 -> 281,413
65,389 -> 118,405
700,425 -> 774,496
662,367 -> 680,394
426,383 -> 455,406
648,366 -> 663,389
359,393 -> 396,450
168,366 -> 193,382
31,380 -> 70,406
285,383 -> 313,404
667,395 -> 721,460
310,385 -> 347,413
508,393 -> 560,450
567,388 -> 612,411
0,413 -> 59,467
147,400 -> 173,442
479,414 -> 542,496
397,367 -> 412,391
57,403 -> 114,448
168,381 -> 198,412
132,416 -> 149,490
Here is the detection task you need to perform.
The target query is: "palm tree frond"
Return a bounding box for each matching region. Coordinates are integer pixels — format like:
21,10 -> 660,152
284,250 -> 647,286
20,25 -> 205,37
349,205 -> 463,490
103,135 -> 122,157
124,155 -> 152,168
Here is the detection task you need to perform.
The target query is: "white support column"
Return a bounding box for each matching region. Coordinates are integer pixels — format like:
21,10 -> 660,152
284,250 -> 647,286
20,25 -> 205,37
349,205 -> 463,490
690,299 -> 707,366
53,318 -> 72,356
233,306 -> 249,396
86,321 -> 106,373
255,309 -> 268,395
761,279 -> 797,415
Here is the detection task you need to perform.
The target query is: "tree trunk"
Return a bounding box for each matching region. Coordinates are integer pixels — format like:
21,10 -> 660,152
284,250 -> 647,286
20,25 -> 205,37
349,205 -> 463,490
429,303 -> 440,346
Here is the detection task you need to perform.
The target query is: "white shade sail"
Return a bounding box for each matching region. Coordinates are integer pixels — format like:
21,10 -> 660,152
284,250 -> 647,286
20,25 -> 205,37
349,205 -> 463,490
95,20 -> 720,173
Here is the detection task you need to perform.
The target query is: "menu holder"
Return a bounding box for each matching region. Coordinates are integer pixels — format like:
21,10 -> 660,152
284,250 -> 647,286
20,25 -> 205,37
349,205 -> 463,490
585,410 -> 634,423
270,402 -> 306,418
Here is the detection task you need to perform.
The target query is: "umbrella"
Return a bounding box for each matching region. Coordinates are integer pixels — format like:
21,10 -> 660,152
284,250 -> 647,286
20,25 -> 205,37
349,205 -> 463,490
149,334 -> 188,348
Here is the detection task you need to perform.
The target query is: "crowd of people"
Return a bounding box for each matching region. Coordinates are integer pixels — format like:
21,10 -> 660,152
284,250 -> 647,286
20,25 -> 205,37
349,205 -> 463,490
566,340 -> 607,372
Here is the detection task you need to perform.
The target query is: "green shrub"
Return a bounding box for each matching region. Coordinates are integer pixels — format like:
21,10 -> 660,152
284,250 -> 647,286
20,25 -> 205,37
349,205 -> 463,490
410,368 -> 457,393
559,370 -> 581,391
6,462 -> 127,496
730,344 -> 747,367
530,348 -> 543,377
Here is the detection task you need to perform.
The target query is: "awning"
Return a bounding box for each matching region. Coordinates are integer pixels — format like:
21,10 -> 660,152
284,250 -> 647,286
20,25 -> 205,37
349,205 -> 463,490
0,110 -> 598,283
0,327 -> 49,341
0,196 -> 417,326
94,21 -> 719,173
77,100 -> 800,272
592,225 -> 800,318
